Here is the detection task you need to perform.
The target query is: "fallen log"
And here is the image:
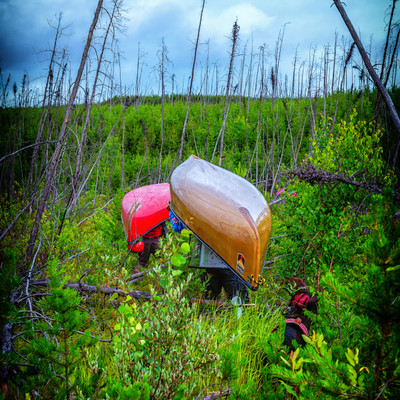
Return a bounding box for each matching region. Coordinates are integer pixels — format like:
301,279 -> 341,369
27,279 -> 152,300
26,279 -> 235,306
194,388 -> 232,400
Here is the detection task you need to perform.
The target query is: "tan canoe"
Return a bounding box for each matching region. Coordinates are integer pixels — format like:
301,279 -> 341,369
170,155 -> 272,290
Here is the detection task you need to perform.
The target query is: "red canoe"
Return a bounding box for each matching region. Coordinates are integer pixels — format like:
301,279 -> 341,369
121,183 -> 171,246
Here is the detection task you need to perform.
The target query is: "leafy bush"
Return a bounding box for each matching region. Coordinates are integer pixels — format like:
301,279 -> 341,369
265,110 -> 400,398
17,259 -> 97,399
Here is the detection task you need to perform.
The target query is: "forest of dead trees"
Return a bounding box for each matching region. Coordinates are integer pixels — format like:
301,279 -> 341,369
0,0 -> 400,399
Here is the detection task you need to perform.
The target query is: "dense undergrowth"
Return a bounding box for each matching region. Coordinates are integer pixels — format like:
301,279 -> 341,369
0,93 -> 400,399
0,89 -> 382,197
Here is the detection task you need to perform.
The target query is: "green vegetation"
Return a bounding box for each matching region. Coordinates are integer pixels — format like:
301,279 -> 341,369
0,90 -> 399,399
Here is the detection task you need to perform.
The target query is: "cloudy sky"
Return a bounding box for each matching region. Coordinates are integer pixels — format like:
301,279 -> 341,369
0,0 -> 393,96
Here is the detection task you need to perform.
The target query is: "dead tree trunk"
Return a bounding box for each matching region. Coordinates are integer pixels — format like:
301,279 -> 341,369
26,0 -> 104,263
217,19 -> 239,167
333,0 -> 400,167
177,0 -> 205,165
158,38 -> 169,181
26,13 -> 64,201
60,0 -> 119,232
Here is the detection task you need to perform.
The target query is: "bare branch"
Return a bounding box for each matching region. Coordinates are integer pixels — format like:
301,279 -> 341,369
0,141 -> 57,164
26,0 -> 104,262
0,196 -> 36,243
178,0 -> 206,165
28,279 -> 153,300
287,165 -> 400,201
332,0 -> 400,167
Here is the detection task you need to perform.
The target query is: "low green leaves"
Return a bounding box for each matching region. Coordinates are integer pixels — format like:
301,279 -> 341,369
172,269 -> 183,276
171,253 -> 186,266
180,242 -> 190,254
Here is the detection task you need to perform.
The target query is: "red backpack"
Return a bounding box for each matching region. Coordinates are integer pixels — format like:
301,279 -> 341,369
292,293 -> 310,310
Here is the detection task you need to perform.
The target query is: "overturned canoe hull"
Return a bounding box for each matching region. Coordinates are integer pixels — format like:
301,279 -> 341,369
121,183 -> 171,245
170,155 -> 271,290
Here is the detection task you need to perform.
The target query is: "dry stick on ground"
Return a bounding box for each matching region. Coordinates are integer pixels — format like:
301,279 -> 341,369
126,263 -> 168,284
27,279 -> 153,300
332,0 -> 400,167
194,388 -> 232,400
27,278 -> 227,307
26,0 -> 104,262
178,0 -> 205,165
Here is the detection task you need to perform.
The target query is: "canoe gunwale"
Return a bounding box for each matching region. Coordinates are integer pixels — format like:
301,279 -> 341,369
126,217 -> 170,245
171,206 -> 260,291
